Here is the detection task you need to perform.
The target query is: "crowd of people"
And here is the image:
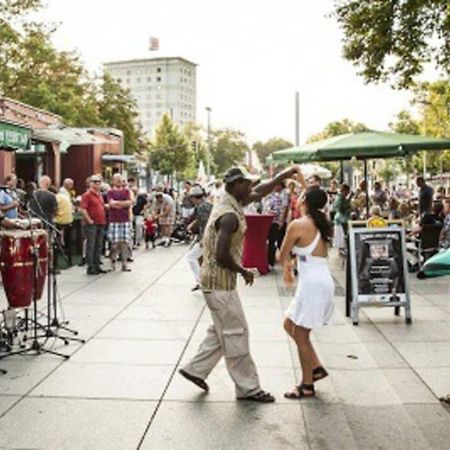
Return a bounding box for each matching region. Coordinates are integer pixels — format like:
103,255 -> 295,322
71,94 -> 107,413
0,172 -> 220,276
1,168 -> 449,404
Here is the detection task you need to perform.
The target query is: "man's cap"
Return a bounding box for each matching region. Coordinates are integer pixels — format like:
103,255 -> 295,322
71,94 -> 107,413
189,185 -> 205,197
223,166 -> 259,184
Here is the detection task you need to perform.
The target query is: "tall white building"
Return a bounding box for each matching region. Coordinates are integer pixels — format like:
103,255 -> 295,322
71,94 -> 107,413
104,57 -> 197,137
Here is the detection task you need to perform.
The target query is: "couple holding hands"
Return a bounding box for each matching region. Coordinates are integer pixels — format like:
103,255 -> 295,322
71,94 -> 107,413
179,164 -> 334,402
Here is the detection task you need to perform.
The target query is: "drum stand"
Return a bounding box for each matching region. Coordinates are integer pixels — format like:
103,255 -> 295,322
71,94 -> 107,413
0,230 -> 68,360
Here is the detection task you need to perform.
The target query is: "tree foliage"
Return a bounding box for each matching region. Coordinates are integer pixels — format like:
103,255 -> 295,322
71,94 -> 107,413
252,137 -> 293,164
334,0 -> 450,88
210,129 -> 249,176
0,0 -> 145,154
307,118 -> 369,143
150,114 -> 194,176
97,73 -> 145,154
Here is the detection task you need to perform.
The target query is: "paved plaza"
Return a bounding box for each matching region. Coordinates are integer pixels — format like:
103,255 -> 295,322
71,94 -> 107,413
0,244 -> 449,449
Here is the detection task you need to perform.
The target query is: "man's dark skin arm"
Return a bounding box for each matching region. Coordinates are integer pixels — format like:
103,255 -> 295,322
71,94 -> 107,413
215,213 -> 254,285
243,166 -> 299,206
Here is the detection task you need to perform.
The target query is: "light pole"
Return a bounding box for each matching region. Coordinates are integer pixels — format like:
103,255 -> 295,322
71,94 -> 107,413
206,107 -> 212,180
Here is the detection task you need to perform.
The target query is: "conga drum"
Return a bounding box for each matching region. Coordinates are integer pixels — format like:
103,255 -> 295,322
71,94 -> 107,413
0,229 -> 48,308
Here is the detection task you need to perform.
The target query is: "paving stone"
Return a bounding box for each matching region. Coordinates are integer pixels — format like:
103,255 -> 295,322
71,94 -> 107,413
377,321 -> 450,342
70,338 -> 187,366
396,342 -> 450,368
117,305 -> 204,322
303,403 -> 359,450
0,395 -> 21,416
0,359 -> 61,395
415,367 -> 450,398
381,368 -> 438,404
140,402 -> 308,450
330,369 -> 403,406
97,319 -> 196,341
32,362 -> 172,400
343,404 -> 431,449
0,397 -> 155,450
311,342 -> 378,370
404,404 -> 450,449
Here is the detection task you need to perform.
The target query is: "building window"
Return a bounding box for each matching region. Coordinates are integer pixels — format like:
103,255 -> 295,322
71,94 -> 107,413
157,67 -> 161,73
146,111 -> 152,117
156,94 -> 161,100
146,77 -> 151,82
136,77 -> 141,83
127,70 -> 131,75
156,77 -> 161,82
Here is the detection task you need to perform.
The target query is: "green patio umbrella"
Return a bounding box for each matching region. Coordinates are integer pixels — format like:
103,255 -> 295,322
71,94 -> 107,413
272,131 -> 450,219
272,131 -> 450,163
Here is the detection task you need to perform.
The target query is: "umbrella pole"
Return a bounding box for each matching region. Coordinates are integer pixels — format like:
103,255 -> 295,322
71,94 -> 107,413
340,161 -> 344,183
364,159 -> 369,219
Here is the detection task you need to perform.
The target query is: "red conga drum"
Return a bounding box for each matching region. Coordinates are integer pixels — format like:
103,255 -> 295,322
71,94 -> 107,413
0,229 -> 48,308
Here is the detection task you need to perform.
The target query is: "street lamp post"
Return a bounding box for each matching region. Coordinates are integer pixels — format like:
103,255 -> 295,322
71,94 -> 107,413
206,107 -> 212,180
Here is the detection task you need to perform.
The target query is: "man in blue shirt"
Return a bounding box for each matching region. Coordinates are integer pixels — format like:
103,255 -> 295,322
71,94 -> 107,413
0,174 -> 19,219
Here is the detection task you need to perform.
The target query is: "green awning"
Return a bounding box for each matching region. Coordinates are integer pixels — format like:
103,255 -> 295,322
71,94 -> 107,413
0,121 -> 31,151
272,131 -> 450,163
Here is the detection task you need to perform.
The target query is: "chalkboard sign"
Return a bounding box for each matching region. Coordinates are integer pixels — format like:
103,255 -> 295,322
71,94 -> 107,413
348,227 -> 412,325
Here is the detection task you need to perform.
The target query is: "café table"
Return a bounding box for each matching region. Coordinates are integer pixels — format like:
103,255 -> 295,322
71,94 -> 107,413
242,213 -> 274,275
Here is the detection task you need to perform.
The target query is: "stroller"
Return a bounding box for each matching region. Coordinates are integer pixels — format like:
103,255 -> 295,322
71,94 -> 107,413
171,205 -> 192,244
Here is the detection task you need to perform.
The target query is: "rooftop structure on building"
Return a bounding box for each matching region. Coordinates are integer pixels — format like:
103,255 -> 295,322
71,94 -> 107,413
104,57 -> 197,137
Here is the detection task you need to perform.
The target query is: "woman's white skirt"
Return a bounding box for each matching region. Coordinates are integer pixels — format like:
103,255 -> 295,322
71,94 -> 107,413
285,265 -> 335,329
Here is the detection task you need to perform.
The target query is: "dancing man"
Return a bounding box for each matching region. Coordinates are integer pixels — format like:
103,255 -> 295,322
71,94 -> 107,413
179,165 -> 298,403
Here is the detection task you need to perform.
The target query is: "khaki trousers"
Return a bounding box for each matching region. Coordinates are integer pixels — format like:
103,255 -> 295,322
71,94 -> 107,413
182,289 -> 261,398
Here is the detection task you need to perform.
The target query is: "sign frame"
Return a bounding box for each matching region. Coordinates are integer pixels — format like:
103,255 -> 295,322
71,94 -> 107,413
348,226 -> 412,325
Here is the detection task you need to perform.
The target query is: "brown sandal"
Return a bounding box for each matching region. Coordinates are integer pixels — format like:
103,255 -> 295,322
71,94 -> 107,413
313,367 -> 328,383
284,383 -> 315,399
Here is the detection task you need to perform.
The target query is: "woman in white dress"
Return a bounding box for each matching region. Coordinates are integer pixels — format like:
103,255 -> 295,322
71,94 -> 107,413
279,184 -> 334,399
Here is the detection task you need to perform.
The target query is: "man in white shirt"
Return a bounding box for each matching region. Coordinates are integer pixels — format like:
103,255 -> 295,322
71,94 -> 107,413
59,178 -> 74,199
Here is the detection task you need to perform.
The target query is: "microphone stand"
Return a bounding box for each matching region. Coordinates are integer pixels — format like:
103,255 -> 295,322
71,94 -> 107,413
27,193 -> 85,346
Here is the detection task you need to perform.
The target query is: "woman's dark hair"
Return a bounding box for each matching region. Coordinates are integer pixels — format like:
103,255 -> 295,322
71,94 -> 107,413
304,187 -> 333,243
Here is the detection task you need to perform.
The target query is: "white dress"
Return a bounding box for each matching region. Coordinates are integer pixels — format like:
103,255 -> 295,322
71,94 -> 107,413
285,231 -> 335,329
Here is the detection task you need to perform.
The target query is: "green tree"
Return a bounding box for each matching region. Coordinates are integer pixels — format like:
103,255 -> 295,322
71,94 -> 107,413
388,110 -> 420,181
0,0 -> 144,154
252,137 -> 293,165
97,73 -> 145,155
414,80 -> 450,174
334,0 -> 450,88
388,110 -> 420,135
307,118 -> 369,143
210,128 -> 249,176
150,114 -> 194,176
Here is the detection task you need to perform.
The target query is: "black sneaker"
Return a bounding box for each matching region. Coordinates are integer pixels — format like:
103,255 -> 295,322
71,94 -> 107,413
86,268 -> 99,275
191,284 -> 201,292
